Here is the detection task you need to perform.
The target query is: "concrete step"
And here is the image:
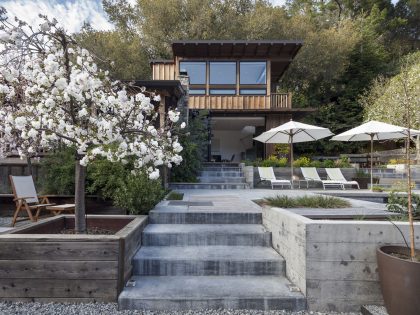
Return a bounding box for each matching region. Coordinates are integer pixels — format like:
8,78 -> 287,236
118,275 -> 306,311
169,183 -> 249,190
199,171 -> 243,177
202,167 -> 242,172
198,176 -> 246,183
203,162 -> 240,167
142,224 -> 271,246
133,246 -> 285,276
148,211 -> 262,224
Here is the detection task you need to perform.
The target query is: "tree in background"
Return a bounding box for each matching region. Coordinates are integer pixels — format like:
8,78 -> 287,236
361,51 -> 420,160
76,26 -> 151,80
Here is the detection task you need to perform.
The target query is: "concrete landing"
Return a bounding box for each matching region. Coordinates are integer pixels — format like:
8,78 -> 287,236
118,276 -> 306,311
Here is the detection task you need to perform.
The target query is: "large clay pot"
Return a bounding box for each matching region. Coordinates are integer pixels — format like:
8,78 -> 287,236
377,246 -> 420,315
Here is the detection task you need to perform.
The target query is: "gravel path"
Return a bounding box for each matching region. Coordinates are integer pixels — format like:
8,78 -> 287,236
0,302 -> 361,315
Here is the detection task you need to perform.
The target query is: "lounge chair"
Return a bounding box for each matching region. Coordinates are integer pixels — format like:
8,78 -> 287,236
325,168 -> 360,189
300,167 -> 344,190
9,175 -> 75,227
258,167 -> 292,189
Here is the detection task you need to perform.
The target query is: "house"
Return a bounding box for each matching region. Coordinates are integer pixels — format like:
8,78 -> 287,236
151,40 -> 312,162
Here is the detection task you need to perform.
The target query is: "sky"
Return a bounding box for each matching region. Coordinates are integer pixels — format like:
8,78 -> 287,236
0,0 -> 397,33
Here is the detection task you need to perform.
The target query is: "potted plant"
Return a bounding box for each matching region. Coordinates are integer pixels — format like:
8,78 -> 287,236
351,169 -> 379,189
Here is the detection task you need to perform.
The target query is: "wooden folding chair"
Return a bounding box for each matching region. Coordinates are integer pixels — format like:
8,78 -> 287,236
9,175 -> 57,227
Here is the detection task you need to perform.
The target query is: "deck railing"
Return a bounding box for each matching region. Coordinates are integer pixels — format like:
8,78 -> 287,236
188,93 -> 291,110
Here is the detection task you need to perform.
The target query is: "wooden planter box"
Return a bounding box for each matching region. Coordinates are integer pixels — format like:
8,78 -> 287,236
0,215 -> 147,302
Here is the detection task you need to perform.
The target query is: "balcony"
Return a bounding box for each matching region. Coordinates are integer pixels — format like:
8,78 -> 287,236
188,93 -> 292,111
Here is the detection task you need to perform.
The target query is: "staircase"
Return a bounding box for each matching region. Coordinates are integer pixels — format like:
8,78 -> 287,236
170,162 -> 249,189
118,196 -> 306,311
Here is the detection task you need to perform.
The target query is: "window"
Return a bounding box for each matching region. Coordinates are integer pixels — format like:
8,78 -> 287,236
179,61 -> 206,84
240,89 -> 266,95
210,89 -> 236,95
189,89 -> 206,95
240,62 -> 266,85
210,62 -> 236,85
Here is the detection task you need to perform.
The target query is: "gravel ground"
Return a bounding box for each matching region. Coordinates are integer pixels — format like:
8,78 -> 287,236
0,302 -> 362,315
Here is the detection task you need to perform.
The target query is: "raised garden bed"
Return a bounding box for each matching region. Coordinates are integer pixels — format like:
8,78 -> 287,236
0,214 -> 147,302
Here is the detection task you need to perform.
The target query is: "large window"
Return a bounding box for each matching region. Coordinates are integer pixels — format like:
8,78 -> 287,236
210,62 -> 236,85
179,61 -> 206,84
240,62 -> 266,85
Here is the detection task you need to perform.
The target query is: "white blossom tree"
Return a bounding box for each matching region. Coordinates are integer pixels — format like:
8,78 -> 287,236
0,9 -> 184,233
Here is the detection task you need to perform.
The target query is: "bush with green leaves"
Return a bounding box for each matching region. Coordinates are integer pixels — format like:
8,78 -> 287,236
38,147 -> 76,195
293,156 -> 311,167
170,111 -> 207,182
40,149 -> 166,214
387,191 -> 420,220
260,155 -> 288,167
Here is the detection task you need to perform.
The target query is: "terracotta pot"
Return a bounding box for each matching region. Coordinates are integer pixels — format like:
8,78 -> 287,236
377,246 -> 420,315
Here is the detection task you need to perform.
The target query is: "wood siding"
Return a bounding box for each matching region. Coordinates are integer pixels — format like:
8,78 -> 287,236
265,114 -> 291,157
152,63 -> 175,80
0,215 -> 147,303
189,93 -> 291,110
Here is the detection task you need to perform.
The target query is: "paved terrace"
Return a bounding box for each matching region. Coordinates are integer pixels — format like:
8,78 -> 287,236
170,189 -> 407,219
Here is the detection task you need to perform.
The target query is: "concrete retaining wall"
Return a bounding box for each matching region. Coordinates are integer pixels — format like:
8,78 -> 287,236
263,207 -> 420,312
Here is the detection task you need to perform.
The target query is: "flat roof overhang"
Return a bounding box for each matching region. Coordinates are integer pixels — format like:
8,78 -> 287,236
172,40 -> 303,81
125,80 -> 185,98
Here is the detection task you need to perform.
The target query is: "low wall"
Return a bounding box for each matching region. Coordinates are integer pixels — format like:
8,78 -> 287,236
263,207 -> 420,312
0,215 -> 147,302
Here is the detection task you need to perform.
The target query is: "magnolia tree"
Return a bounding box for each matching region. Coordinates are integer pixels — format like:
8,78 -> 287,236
0,10 -> 184,233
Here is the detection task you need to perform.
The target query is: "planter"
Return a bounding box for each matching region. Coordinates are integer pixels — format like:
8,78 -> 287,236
377,246 -> 420,315
0,215 -> 147,302
351,177 -> 379,189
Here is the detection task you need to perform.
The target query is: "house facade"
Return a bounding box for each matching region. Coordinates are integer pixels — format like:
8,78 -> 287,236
151,40 -> 310,162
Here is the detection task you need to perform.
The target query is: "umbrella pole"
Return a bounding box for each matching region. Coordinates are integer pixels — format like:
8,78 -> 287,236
290,134 -> 294,185
370,134 -> 374,191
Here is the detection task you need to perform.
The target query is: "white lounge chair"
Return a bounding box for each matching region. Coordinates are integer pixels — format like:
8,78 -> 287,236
9,175 -> 74,226
300,167 -> 343,190
258,167 -> 292,189
326,168 -> 360,189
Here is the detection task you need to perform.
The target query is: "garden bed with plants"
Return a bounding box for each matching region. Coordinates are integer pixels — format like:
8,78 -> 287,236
0,215 -> 147,302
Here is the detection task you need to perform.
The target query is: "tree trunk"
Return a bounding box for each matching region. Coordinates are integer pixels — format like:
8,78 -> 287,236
416,135 -> 420,165
75,157 -> 87,234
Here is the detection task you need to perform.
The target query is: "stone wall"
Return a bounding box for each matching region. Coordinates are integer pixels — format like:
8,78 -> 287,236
263,206 -> 420,312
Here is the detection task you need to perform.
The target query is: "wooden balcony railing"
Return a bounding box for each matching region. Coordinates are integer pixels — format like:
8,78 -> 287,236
188,93 -> 291,110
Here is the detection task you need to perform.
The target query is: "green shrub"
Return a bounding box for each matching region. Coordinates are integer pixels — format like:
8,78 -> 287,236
166,191 -> 184,200
170,112 -> 207,182
260,155 -> 288,167
88,158 -> 166,215
293,156 -> 311,167
322,159 -> 335,168
309,160 -> 323,168
335,155 -> 351,168
39,147 -> 76,195
112,172 -> 166,215
387,191 -> 420,219
264,195 -> 351,208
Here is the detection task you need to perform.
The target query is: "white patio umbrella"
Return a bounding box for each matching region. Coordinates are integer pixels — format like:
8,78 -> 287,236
331,120 -> 420,190
254,120 -> 334,182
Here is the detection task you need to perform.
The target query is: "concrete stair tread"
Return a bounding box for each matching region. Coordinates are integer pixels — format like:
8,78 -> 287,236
143,224 -> 267,234
135,246 -> 283,261
150,208 -> 261,213
119,275 -> 304,300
